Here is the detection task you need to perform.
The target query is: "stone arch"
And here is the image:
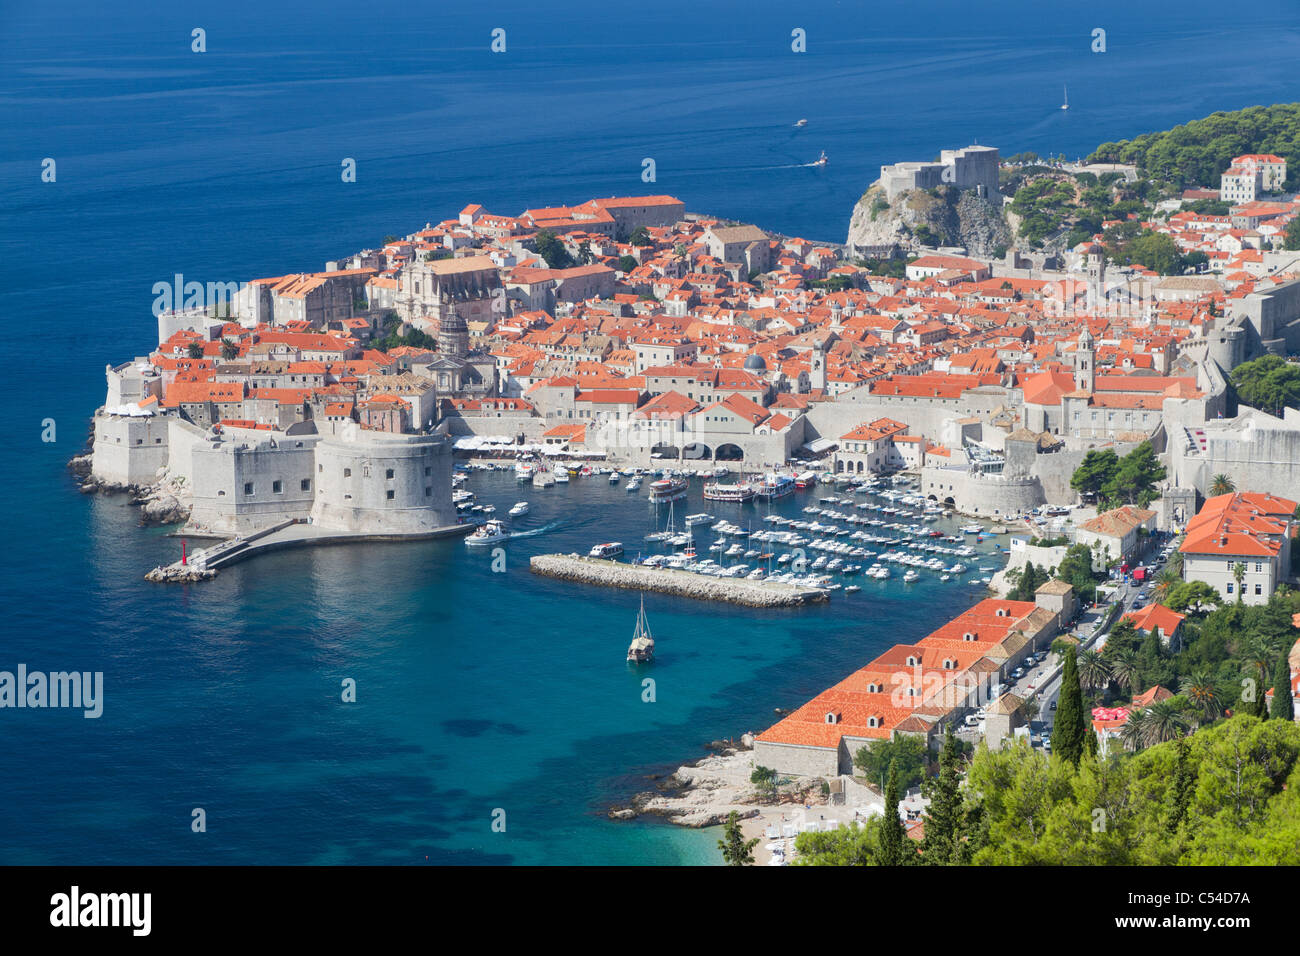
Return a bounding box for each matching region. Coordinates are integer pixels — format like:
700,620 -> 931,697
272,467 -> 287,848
715,443 -> 744,461
682,442 -> 711,460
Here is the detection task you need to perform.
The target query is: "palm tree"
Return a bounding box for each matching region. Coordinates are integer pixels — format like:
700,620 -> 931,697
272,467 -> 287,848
1108,650 -> 1140,695
1120,709 -> 1149,752
1077,650 -> 1111,692
1238,636 -> 1275,703
1141,700 -> 1191,745
1153,566 -> 1181,603
1180,669 -> 1222,724
1210,474 -> 1236,496
1232,562 -> 1246,603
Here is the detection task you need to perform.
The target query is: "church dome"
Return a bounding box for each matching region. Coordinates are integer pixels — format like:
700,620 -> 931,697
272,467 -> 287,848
742,354 -> 767,372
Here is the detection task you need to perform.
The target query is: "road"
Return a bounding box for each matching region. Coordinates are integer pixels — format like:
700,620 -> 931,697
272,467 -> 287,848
960,530 -> 1178,751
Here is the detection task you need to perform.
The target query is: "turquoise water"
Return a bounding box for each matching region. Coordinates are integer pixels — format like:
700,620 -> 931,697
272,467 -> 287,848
3,0 -> 1299,864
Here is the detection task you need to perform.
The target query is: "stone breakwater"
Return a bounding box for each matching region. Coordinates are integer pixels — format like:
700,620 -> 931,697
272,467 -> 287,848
529,554 -> 829,607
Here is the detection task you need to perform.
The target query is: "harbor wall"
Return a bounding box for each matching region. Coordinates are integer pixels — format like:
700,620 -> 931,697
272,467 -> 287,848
529,554 -> 829,607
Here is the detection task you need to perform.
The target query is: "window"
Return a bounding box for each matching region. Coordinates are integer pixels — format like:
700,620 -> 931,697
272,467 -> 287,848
301,479 -> 311,492
1255,583 -> 1263,595
1255,562 -> 1263,573
344,468 -> 352,478
386,468 -> 394,479
386,490 -> 395,500
244,482 -> 254,496
1226,583 -> 1234,594
424,487 -> 432,497
424,467 -> 432,476
272,480 -> 283,494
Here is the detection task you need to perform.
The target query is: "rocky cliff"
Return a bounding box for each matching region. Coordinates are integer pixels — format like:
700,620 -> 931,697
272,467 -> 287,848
847,182 -> 1011,258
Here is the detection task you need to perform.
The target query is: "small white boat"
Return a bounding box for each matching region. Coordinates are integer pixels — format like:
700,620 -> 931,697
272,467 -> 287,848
794,118 -> 807,127
466,519 -> 509,546
1061,83 -> 1069,111
812,149 -> 828,167
589,542 -> 624,558
903,570 -> 920,583
508,501 -> 529,517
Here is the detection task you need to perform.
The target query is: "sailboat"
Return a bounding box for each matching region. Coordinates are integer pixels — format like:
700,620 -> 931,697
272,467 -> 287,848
627,595 -> 655,663
1060,84 -> 1069,111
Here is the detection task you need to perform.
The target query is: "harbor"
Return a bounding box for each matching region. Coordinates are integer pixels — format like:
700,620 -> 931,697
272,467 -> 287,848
530,553 -> 830,607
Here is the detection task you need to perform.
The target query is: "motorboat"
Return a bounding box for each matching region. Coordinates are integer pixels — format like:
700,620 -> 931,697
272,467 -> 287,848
589,542 -> 624,558
508,501 -> 529,517
466,519 -> 509,546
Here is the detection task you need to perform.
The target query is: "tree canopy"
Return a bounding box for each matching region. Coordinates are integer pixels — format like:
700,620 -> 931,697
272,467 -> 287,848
1230,354 -> 1300,416
1070,441 -> 1164,509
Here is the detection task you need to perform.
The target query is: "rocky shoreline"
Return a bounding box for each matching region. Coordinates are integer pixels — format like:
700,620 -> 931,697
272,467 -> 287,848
608,741 -> 835,829
68,451 -> 193,527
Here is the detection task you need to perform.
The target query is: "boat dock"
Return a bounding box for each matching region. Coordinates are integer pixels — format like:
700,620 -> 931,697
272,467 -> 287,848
529,554 -> 830,607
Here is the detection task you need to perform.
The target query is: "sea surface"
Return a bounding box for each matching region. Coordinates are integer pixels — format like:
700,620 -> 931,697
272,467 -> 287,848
1,0 -> 1298,864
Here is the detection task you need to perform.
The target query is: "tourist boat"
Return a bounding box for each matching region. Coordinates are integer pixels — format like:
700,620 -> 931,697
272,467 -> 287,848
648,476 -> 689,504
627,596 -> 655,663
508,501 -> 529,517
813,150 -> 828,167
794,471 -> 818,489
704,480 -> 755,502
466,519 -> 509,546
514,460 -> 537,481
754,473 -> 795,500
589,542 -> 624,559
684,513 -> 713,526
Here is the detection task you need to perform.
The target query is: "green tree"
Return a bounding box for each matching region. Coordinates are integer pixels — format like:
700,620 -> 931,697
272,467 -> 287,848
1232,562 -> 1246,603
1180,669 -> 1223,723
186,342 -> 204,359
1077,649 -> 1111,692
1055,646 -> 1087,766
220,338 -> 239,361
1271,653 -> 1294,721
1143,699 -> 1191,745
920,730 -> 967,864
1209,474 -> 1236,496
1070,448 -> 1119,499
1163,580 -> 1222,614
629,226 -> 653,247
617,254 -> 637,273
749,765 -> 778,800
793,819 -> 880,865
1284,216 -> 1300,251
1167,737 -> 1195,834
877,762 -> 910,865
852,736 -> 926,791
717,810 -> 759,865
1231,354 -> 1300,416
1100,441 -> 1165,508
1055,543 -> 1100,603
534,229 -> 573,269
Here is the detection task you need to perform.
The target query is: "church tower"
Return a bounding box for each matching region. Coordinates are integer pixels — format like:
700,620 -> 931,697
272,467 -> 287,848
438,304 -> 469,359
809,340 -> 828,393
1073,326 -> 1095,394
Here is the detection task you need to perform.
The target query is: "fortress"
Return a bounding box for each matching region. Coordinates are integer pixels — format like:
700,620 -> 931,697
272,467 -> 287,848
879,145 -> 1000,202
91,396 -> 458,540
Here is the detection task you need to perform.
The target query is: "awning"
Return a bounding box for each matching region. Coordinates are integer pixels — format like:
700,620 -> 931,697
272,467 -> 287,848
801,438 -> 838,455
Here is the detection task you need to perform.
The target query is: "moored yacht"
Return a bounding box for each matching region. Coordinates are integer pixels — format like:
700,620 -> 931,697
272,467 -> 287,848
508,501 -> 529,516
648,476 -> 689,503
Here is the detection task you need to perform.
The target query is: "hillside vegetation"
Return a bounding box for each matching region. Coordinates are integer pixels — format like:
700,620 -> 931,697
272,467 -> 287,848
1088,103 -> 1300,190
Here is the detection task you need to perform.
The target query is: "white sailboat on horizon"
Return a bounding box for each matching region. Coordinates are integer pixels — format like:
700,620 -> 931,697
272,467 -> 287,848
1061,84 -> 1069,111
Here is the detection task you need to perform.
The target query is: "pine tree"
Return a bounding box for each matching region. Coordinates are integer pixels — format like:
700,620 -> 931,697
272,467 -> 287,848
1270,654 -> 1294,721
1055,646 -> 1087,766
1167,738 -> 1194,834
878,761 -> 910,865
920,730 -> 963,864
717,810 -> 759,866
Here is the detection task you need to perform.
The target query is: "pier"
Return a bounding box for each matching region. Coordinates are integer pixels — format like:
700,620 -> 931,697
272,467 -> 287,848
529,554 -> 830,607
146,519 -> 475,582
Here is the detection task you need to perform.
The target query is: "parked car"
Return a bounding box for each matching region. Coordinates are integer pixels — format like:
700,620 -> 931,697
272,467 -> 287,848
1050,700 -> 1058,710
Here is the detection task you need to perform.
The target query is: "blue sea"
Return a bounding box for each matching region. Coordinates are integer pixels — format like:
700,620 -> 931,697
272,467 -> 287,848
1,0 -> 1298,864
